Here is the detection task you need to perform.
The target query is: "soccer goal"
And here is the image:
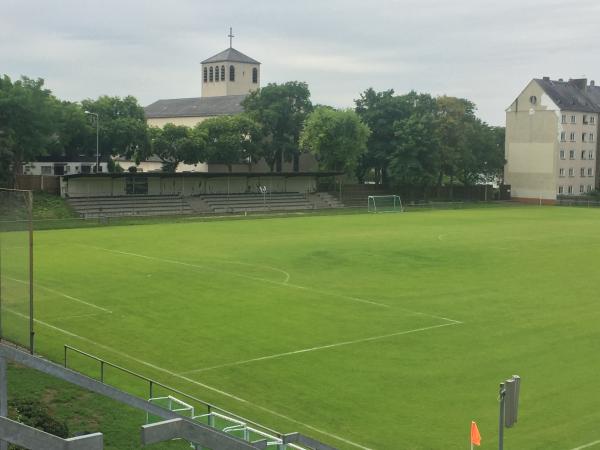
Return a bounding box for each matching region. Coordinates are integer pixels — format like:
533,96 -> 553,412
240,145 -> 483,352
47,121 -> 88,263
367,195 -> 403,213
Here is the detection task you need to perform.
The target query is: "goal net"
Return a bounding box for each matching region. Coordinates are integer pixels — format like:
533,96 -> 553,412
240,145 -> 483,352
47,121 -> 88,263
368,195 -> 403,213
0,188 -> 34,352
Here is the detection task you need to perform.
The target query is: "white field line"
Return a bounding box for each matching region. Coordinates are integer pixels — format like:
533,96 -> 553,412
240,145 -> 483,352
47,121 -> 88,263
4,307 -> 374,450
2,276 -> 112,313
181,321 -> 462,375
571,440 -> 600,450
87,245 -> 390,309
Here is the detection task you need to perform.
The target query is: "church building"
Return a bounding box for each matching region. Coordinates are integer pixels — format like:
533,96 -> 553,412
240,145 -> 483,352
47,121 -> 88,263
144,31 -> 260,128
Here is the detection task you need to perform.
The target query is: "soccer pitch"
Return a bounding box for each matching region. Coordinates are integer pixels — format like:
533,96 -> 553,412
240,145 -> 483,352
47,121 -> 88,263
2,206 -> 600,449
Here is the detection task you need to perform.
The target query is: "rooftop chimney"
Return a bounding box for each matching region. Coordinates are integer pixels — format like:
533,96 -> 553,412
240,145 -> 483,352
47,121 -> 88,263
543,76 -> 550,81
558,78 -> 564,82
591,80 -> 596,87
569,78 -> 587,90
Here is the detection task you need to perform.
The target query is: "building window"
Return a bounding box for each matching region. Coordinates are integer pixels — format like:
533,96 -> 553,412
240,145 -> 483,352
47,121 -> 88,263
560,132 -> 566,141
221,65 -> 225,81
571,115 -> 576,123
569,168 -> 575,177
588,168 -> 594,177
568,185 -> 573,194
580,185 -> 585,193
570,132 -> 576,141
582,133 -> 587,142
214,67 -> 219,82
589,150 -> 595,160
41,165 -> 51,175
588,185 -> 593,192
209,66 -> 213,82
583,115 -> 589,124
590,133 -> 594,142
203,67 -> 207,83
252,67 -> 258,84
558,186 -> 564,194
581,150 -> 587,159
569,150 -> 575,159
559,168 -> 565,177
562,114 -> 567,124
82,165 -> 91,174
581,168 -> 586,177
229,65 -> 235,81
591,116 -> 596,124
560,150 -> 565,159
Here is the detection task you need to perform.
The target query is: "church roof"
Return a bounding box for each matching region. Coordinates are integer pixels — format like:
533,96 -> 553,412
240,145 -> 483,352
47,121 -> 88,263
201,47 -> 260,65
144,94 -> 247,118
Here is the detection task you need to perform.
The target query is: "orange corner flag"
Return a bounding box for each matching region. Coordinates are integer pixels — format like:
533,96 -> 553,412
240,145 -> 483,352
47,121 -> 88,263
470,421 -> 482,446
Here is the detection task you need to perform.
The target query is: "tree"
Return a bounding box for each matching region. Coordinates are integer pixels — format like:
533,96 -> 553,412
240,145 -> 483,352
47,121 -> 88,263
80,95 -> 150,162
198,115 -> 260,172
46,101 -> 95,160
0,76 -> 58,187
242,82 -> 312,172
150,123 -> 206,172
354,88 -> 413,183
300,107 -> 370,172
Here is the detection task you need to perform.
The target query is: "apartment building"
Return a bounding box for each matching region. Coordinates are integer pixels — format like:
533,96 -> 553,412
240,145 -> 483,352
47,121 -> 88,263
505,77 -> 600,201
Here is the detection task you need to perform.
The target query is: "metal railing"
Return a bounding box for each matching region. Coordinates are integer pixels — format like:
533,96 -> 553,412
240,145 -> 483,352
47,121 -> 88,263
63,345 -> 290,443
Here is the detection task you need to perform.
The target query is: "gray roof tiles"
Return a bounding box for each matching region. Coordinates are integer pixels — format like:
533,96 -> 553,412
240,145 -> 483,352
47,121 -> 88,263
144,94 -> 247,118
201,48 -> 260,65
535,78 -> 600,112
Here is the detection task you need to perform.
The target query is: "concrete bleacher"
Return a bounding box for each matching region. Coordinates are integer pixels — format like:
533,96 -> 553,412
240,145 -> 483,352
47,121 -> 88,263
199,192 -> 314,213
68,195 -> 194,218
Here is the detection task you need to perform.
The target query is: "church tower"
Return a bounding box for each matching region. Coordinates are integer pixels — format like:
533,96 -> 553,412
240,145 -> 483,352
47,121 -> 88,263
201,29 -> 260,98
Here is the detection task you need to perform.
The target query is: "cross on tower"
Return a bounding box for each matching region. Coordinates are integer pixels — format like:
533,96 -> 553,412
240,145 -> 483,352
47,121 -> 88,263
228,27 -> 234,48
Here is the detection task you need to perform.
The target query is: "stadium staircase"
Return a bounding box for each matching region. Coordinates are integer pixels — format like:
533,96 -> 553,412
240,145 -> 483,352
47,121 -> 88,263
67,195 -> 194,218
310,192 -> 345,209
198,192 -> 314,213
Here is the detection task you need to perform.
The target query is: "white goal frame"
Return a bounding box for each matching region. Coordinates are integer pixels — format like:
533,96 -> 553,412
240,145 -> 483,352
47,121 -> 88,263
367,195 -> 403,213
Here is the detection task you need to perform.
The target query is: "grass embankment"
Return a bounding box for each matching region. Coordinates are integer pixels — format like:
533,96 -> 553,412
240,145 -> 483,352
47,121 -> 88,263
7,363 -> 187,449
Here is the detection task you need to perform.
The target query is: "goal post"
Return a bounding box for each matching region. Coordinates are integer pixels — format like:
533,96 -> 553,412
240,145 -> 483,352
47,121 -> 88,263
368,195 -> 403,213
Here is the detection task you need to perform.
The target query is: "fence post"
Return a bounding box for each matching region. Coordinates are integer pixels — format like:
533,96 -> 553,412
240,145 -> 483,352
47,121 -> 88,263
100,361 -> 104,383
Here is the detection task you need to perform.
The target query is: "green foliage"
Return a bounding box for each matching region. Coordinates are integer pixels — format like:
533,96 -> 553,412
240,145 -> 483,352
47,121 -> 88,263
0,76 -> 59,186
198,114 -> 260,171
150,123 -> 206,172
356,88 -> 505,188
80,95 -> 150,162
9,398 -> 69,439
300,107 -> 370,172
242,81 -> 312,171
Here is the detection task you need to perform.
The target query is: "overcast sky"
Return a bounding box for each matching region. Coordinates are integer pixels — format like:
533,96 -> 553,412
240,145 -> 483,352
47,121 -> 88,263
2,0 -> 599,126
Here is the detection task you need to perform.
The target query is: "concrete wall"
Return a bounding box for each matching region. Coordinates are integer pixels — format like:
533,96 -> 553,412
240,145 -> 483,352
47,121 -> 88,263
146,116 -> 211,128
62,175 -> 317,197
201,62 -> 259,97
505,80 -> 560,200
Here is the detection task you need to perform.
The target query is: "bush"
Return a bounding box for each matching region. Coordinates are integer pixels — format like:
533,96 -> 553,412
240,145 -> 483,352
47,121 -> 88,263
9,398 -> 69,442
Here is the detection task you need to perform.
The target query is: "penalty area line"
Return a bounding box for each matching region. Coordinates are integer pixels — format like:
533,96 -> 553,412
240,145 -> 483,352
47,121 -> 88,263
6,309 -> 374,450
87,245 -> 390,309
2,276 -> 112,313
182,321 -> 463,375
571,440 -> 600,450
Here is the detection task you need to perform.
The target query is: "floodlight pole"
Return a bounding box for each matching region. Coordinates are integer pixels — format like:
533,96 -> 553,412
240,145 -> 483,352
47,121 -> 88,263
28,190 -> 34,355
85,111 -> 100,173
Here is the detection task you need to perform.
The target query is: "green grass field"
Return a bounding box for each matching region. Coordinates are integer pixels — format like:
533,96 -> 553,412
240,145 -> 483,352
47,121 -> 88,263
2,206 -> 600,450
